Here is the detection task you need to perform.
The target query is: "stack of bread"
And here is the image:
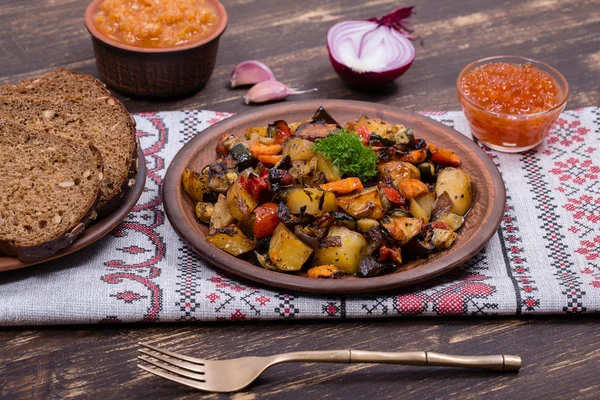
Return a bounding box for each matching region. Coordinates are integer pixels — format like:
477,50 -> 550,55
0,69 -> 138,262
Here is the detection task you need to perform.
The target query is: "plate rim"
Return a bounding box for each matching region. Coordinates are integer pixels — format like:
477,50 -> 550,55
163,100 -> 506,294
0,146 -> 147,272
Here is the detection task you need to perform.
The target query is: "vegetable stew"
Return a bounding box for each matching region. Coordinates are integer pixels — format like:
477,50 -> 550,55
182,107 -> 473,279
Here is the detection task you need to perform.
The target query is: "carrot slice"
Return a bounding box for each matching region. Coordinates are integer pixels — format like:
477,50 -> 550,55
398,179 -> 429,200
257,154 -> 283,164
250,142 -> 283,157
430,148 -> 461,166
320,177 -> 364,194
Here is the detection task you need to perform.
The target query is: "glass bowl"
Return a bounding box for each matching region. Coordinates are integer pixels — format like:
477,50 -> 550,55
457,56 -> 569,153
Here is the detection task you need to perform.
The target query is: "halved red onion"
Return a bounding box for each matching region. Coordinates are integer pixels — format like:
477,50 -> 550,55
327,18 -> 416,87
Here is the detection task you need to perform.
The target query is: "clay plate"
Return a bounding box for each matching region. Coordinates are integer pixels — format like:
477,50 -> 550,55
0,147 -> 147,272
163,100 -> 506,294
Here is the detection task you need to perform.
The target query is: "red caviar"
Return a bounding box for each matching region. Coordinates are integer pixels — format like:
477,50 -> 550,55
461,63 -> 558,115
457,57 -> 568,152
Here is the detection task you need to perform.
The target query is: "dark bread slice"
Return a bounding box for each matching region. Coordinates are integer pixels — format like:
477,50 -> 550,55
0,68 -> 110,99
0,95 -> 137,217
0,119 -> 103,262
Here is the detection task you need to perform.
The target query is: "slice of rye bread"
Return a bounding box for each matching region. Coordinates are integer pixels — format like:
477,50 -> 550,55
0,119 -> 103,262
0,94 -> 138,217
0,68 -> 110,99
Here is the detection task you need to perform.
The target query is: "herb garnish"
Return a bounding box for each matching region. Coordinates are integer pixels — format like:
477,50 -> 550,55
312,128 -> 378,181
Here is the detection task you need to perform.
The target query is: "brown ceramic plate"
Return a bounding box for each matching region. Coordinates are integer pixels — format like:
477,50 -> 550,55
163,100 -> 506,294
0,147 -> 147,273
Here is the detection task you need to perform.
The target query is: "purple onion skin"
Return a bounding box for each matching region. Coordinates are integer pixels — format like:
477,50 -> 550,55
327,49 -> 414,87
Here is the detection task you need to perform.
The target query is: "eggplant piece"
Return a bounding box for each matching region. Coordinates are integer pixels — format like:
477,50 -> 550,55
275,154 -> 293,170
417,162 -> 437,183
307,265 -> 341,279
268,169 -> 294,191
330,212 -> 356,230
249,251 -> 279,271
277,202 -> 315,225
372,146 -> 396,163
404,235 -> 436,257
358,256 -> 395,278
293,122 -> 338,141
294,225 -> 320,249
230,143 -> 257,171
430,191 -> 453,221
336,187 -> 387,220
311,106 -> 341,127
202,191 -> 220,204
369,133 -> 396,146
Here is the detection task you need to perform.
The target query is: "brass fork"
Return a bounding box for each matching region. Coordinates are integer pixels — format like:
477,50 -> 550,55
138,342 -> 521,393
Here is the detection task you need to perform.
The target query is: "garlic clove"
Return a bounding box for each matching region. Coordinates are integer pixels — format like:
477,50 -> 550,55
229,60 -> 276,88
243,80 -> 317,104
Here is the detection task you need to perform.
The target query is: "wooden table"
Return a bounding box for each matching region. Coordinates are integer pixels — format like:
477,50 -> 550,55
1,0 -> 599,398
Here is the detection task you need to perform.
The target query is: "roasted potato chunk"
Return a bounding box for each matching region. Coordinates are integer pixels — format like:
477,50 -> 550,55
285,188 -> 338,216
431,228 -> 458,249
182,168 -> 207,202
210,194 -> 235,231
283,138 -> 315,161
336,187 -> 387,220
226,180 -> 259,221
313,226 -> 367,274
377,161 -> 420,188
207,225 -> 255,256
382,216 -> 424,246
435,168 -> 473,216
269,223 -> 313,271
195,202 -> 214,223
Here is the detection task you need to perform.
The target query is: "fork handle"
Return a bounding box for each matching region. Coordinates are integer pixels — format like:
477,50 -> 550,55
273,350 -> 520,372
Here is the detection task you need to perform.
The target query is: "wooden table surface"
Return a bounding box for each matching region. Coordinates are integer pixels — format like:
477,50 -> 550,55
1,0 -> 599,398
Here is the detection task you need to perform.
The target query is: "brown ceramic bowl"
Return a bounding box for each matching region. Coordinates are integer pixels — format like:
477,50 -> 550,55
84,0 -> 227,98
163,100 -> 506,294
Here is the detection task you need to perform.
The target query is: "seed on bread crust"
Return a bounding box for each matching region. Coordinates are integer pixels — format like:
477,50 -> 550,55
59,180 -> 75,188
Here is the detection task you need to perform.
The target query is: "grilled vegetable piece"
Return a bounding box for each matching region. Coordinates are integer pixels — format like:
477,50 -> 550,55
435,168 -> 473,216
204,163 -> 237,193
207,225 -> 255,256
268,120 -> 292,144
430,148 -> 461,167
252,252 -> 279,271
293,122 -> 338,141
409,192 -> 435,223
356,218 -> 379,233
431,228 -> 458,249
246,126 -> 269,139
182,168 -> 207,202
377,161 -> 420,188
358,256 -> 395,277
307,265 -> 341,279
312,106 -> 341,127
382,216 -> 424,246
345,116 -> 413,145
195,202 -> 215,223
336,186 -> 387,220
399,149 -> 428,164
210,194 -> 235,231
226,180 -> 259,221
315,153 -> 342,182
257,155 -> 283,165
268,223 -> 313,271
331,212 -> 356,230
417,162 -> 437,183
313,225 -> 367,274
399,179 -> 429,200
320,177 -> 363,194
230,143 -> 257,170
431,191 -> 453,221
252,203 -> 280,238
283,138 -> 315,161
434,212 -> 464,231
285,188 -> 338,216
250,142 -> 282,157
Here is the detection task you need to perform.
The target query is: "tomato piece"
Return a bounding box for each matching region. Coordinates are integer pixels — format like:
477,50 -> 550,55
253,203 -> 280,238
356,125 -> 370,146
378,245 -> 402,265
272,120 -> 292,144
380,184 -> 406,206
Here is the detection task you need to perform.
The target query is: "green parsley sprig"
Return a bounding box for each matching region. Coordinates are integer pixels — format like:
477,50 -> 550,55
312,128 -> 378,181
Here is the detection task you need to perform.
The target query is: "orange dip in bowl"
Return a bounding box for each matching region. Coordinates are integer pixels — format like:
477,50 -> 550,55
457,56 -> 569,152
92,0 -> 219,48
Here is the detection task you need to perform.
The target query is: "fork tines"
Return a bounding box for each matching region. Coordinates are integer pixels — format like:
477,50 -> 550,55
137,343 -> 207,389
